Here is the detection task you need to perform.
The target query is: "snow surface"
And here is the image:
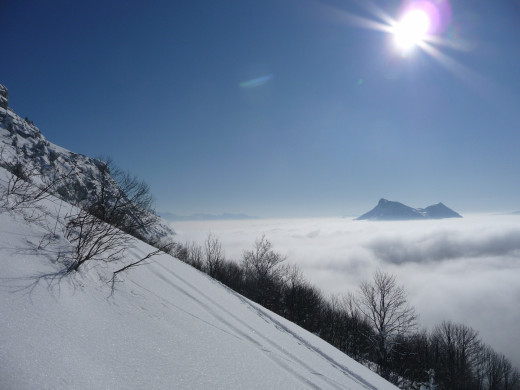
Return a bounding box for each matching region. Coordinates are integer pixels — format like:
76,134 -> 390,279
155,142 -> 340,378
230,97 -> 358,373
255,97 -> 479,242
0,168 -> 397,389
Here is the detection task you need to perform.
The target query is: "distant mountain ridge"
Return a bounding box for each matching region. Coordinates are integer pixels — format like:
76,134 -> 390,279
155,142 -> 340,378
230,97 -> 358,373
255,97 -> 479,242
356,198 -> 462,220
160,212 -> 259,221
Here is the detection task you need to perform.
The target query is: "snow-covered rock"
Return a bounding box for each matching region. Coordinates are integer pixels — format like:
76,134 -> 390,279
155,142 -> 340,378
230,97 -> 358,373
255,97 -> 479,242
356,198 -> 462,220
0,84 -> 8,109
0,84 -> 173,243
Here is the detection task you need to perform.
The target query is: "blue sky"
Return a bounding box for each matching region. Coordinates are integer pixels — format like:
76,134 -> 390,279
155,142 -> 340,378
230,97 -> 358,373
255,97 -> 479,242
2,0 -> 520,217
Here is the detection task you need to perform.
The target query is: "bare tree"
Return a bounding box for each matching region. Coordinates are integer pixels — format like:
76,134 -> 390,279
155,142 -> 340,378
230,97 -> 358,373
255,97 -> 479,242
186,241 -> 204,270
242,235 -> 286,282
430,321 -> 482,389
169,240 -> 205,271
203,233 -> 225,278
340,292 -> 374,363
88,157 -> 158,242
242,235 -> 287,310
356,269 -> 417,381
61,207 -> 134,273
281,265 -> 323,332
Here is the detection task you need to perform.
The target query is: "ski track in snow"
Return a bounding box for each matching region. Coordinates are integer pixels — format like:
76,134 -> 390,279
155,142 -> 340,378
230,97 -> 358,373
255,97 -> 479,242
141,263 -> 323,389
148,260 -> 377,390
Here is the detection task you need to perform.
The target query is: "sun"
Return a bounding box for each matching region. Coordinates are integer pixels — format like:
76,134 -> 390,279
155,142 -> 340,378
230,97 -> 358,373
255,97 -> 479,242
393,9 -> 431,52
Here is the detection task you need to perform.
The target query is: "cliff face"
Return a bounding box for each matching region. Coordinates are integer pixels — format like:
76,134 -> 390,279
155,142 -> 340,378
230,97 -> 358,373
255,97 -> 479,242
0,84 -> 173,242
0,85 -> 115,205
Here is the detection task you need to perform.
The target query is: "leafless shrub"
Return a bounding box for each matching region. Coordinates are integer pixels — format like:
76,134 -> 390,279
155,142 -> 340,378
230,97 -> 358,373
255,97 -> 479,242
37,199 -> 65,250
89,157 -> 158,241
110,241 -> 176,290
60,207 -> 134,273
0,148 -> 64,223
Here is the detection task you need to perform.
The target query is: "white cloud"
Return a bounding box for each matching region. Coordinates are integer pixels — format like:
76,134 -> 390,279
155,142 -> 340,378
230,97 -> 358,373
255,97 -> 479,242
171,214 -> 520,368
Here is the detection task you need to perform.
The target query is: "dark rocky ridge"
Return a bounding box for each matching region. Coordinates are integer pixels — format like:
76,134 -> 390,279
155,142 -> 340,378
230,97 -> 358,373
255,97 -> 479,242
356,198 -> 462,220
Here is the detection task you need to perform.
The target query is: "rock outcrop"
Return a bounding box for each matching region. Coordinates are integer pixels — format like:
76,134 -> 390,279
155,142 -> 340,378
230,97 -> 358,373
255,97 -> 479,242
0,84 -> 8,110
0,84 -> 174,243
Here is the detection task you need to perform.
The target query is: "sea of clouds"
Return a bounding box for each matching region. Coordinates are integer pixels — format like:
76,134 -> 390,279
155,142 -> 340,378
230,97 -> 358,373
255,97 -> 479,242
171,214 -> 520,368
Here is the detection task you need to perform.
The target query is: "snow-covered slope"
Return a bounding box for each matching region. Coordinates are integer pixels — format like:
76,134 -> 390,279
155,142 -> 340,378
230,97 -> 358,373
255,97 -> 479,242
356,198 -> 462,220
0,170 -> 397,389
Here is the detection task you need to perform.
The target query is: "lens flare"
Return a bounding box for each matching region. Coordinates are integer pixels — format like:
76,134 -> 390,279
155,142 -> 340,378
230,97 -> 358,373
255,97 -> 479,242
239,74 -> 273,88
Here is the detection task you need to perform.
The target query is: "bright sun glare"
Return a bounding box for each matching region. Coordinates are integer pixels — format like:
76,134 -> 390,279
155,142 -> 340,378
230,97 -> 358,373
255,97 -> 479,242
393,9 -> 431,52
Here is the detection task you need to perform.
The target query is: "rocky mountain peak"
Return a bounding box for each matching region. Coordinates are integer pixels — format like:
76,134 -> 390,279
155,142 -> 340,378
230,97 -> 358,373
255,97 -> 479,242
357,199 -> 462,220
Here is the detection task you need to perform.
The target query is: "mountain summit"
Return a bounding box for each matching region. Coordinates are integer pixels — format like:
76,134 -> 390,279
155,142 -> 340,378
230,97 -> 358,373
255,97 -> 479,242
356,198 -> 462,220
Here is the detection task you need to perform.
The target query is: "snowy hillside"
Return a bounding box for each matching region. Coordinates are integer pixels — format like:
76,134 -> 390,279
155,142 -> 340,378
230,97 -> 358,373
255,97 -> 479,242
0,166 -> 397,389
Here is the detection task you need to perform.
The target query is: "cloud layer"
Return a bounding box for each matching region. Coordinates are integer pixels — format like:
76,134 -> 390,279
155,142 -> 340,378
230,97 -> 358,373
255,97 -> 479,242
172,214 -> 520,368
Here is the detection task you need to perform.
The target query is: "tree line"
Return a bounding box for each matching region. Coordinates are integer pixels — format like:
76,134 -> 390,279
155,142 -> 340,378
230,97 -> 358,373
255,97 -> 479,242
170,234 -> 520,390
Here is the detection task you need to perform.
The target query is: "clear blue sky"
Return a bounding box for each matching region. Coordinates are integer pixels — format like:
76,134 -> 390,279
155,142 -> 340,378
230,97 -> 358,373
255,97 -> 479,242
2,0 -> 520,217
